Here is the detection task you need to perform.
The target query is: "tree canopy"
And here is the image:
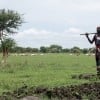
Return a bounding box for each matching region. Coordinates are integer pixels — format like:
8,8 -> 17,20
0,9 -> 23,35
0,9 -> 23,63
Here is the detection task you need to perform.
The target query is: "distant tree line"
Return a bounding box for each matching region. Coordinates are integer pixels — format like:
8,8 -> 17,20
0,44 -> 95,54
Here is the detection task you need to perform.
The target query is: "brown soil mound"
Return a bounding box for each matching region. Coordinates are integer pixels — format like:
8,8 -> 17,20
72,73 -> 97,79
1,82 -> 100,100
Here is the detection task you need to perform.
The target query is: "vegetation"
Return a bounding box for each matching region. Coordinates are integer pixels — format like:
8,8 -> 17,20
0,38 -> 16,63
0,44 -> 95,54
0,53 -> 97,94
0,53 -> 98,99
0,9 -> 23,63
0,8 -> 97,100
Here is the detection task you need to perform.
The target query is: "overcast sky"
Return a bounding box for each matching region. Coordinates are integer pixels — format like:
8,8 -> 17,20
0,0 -> 100,48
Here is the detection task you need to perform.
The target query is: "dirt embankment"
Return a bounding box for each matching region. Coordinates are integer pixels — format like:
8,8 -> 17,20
0,74 -> 100,100
0,81 -> 100,100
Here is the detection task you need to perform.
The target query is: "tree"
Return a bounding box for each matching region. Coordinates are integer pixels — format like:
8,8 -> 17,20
49,45 -> 62,53
12,46 -> 25,53
70,47 -> 81,53
82,48 -> 89,54
32,48 -> 39,53
89,48 -> 95,53
62,48 -> 70,53
40,46 -> 48,53
0,38 -> 16,58
25,47 -> 39,53
0,9 -> 23,63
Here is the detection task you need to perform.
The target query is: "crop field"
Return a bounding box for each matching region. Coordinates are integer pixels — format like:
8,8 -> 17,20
0,53 -> 100,99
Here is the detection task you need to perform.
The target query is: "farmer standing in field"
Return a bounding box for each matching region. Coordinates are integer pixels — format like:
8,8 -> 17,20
85,27 -> 100,76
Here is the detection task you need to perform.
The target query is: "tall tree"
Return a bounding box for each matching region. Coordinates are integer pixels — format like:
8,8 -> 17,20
0,9 -> 23,63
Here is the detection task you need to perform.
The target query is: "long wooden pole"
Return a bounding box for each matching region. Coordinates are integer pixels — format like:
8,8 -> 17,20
80,33 -> 96,35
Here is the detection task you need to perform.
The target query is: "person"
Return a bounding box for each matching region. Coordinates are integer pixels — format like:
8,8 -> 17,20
86,27 -> 100,76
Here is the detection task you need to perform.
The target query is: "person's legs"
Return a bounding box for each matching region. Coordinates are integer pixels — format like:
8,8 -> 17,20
97,67 -> 100,76
96,53 -> 100,76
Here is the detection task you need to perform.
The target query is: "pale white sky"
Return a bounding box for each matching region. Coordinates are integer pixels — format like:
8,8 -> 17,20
0,0 -> 100,48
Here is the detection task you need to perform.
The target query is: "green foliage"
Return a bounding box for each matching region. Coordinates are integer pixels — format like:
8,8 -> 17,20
40,46 -> 48,53
82,48 -> 89,54
70,46 -> 81,53
0,53 -> 98,94
1,38 -> 16,50
0,45 -> 96,54
0,9 -> 23,63
49,45 -> 62,53
0,9 -> 23,34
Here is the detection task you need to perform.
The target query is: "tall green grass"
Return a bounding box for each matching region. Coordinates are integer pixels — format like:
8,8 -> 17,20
0,53 -> 97,94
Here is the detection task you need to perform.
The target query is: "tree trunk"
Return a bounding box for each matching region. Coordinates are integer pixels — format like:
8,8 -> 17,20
1,43 -> 8,64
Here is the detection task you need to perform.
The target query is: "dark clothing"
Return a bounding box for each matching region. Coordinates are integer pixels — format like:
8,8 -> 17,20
95,49 -> 100,76
87,34 -> 100,65
87,34 -> 100,76
94,35 -> 100,66
96,50 -> 100,66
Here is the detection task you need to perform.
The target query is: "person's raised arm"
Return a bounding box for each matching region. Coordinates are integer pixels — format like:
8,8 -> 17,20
85,33 -> 95,44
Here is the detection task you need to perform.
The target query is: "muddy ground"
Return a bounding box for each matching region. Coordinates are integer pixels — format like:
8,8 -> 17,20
0,74 -> 100,100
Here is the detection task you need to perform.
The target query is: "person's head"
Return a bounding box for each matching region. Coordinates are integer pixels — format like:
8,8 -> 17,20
97,27 -> 100,34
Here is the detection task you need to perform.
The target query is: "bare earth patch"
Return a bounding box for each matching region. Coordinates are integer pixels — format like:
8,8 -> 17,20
1,80 -> 100,100
72,73 -> 97,79
20,96 -> 39,100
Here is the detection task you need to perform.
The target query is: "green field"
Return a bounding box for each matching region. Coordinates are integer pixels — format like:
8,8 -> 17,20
0,53 -> 98,94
